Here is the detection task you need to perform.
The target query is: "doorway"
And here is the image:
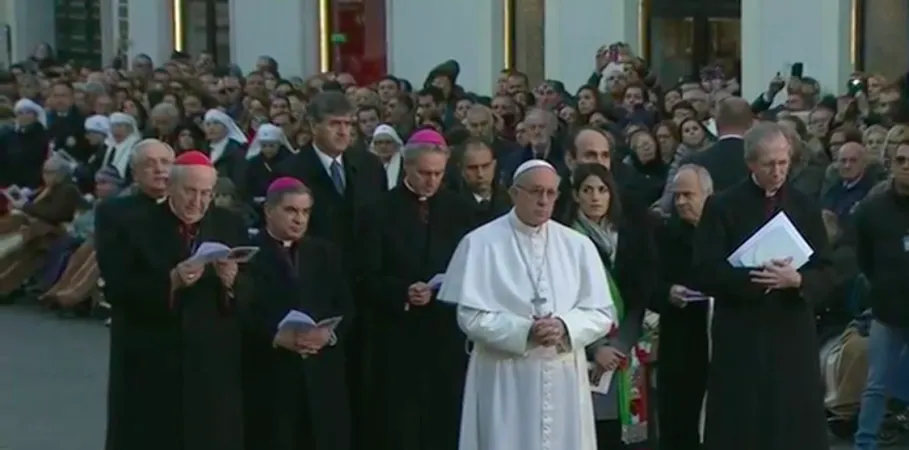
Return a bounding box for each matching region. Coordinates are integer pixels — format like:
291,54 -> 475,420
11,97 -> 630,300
646,0 -> 741,86
325,0 -> 387,85
55,0 -> 103,67
181,0 -> 230,64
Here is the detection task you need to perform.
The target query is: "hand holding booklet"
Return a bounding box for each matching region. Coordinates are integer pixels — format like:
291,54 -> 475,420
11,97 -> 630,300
277,310 -> 343,332
183,241 -> 259,265
727,212 -> 813,269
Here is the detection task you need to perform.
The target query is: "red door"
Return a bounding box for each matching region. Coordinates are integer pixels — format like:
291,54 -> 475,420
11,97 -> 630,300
330,0 -> 387,85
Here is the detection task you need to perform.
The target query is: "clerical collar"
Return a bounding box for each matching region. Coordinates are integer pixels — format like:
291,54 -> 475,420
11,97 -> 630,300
750,174 -> 780,198
507,209 -> 546,236
473,192 -> 491,203
266,228 -> 294,248
403,179 -> 429,202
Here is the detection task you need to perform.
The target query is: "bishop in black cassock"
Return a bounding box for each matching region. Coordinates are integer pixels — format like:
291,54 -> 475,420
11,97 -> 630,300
357,140 -> 476,450
239,177 -> 355,450
692,124 -> 836,450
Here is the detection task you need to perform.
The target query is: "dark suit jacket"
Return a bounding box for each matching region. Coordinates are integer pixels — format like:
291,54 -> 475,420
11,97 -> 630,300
683,136 -> 747,192
273,144 -> 386,272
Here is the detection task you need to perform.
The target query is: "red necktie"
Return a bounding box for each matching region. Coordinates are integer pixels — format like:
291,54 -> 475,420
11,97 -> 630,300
178,223 -> 199,251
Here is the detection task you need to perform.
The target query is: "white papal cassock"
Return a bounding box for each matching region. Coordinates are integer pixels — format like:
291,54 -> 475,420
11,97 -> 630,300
439,210 -> 615,450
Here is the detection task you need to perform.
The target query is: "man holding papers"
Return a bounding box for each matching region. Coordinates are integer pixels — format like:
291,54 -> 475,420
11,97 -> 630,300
440,160 -> 614,450
239,177 -> 354,450
100,150 -> 249,450
357,134 -> 476,450
692,122 -> 836,450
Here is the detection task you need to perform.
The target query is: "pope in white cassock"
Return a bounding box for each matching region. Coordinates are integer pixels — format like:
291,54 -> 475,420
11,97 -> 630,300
438,159 -> 615,450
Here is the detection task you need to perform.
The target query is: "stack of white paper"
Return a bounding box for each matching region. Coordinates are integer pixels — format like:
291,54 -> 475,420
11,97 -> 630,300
727,212 -> 813,269
590,369 -> 615,394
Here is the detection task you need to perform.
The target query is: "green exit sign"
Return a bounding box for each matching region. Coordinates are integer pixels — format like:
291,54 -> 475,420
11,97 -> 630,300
330,33 -> 347,44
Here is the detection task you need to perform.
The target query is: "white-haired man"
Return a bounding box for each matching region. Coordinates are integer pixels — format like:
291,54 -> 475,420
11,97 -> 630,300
358,131 -> 477,450
692,122 -> 835,450
441,159 -> 615,450
99,150 -> 249,450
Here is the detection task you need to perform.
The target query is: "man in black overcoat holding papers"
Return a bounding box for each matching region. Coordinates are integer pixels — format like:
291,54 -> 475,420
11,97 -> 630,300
691,122 -> 837,450
239,176 -> 354,450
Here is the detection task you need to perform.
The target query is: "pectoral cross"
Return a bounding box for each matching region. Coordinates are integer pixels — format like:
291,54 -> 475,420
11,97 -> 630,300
531,296 -> 548,318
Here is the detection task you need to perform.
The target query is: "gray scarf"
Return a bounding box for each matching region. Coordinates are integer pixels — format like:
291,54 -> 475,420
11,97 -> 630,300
573,214 -> 617,265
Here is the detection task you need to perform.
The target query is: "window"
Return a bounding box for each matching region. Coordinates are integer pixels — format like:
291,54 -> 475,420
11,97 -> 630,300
55,0 -> 103,67
182,0 -> 230,64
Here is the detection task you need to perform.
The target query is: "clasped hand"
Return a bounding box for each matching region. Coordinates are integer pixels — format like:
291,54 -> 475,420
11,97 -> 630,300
407,282 -> 432,306
530,316 -> 566,347
171,261 -> 204,288
214,259 -> 238,288
749,257 -> 801,291
274,327 -> 333,356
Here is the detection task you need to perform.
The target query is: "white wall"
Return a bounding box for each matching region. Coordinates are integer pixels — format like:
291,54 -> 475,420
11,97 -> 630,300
229,0 -> 318,75
741,0 -> 851,100
0,0 -> 55,64
127,0 -> 173,64
386,0 -> 504,95
544,0 -> 638,92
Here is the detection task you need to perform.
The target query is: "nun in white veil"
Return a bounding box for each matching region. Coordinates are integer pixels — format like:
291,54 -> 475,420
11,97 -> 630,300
370,124 -> 404,189
105,112 -> 141,181
1,99 -> 51,189
202,108 -> 249,190
78,114 -> 113,190
244,123 -> 295,201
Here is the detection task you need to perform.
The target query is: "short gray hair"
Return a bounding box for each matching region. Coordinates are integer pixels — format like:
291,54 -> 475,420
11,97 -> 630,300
402,142 -> 447,165
130,138 -> 175,169
44,154 -> 73,180
674,163 -> 714,195
306,91 -> 353,124
744,122 -> 790,163
150,102 -> 180,119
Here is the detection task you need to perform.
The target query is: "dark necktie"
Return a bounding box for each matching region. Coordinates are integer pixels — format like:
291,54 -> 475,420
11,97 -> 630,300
281,243 -> 297,272
330,160 -> 346,195
764,194 -> 780,218
478,199 -> 491,209
417,201 -> 429,224
178,222 -> 199,252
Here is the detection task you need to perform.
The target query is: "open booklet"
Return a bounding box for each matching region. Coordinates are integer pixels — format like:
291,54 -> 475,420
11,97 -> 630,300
727,212 -> 814,269
183,241 -> 259,265
277,310 -> 343,332
3,185 -> 33,207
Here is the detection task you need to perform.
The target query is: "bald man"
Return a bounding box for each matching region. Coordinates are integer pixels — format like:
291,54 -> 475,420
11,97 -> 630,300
683,97 -> 752,191
100,150 -> 249,450
441,160 -> 614,450
822,142 -> 875,222
462,105 -> 521,164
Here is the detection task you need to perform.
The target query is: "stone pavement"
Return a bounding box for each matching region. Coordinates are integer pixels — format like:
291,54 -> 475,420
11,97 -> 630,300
0,304 -> 905,450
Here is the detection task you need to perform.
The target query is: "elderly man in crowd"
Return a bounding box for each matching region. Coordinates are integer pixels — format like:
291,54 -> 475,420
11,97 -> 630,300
441,160 -> 614,450
693,122 -> 835,450
99,148 -> 248,450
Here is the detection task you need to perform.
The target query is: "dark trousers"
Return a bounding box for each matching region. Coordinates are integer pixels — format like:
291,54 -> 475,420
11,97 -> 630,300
596,420 -> 627,450
657,315 -> 709,450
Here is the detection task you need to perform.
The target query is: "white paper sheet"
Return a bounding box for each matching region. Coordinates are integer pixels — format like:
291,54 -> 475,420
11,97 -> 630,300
727,212 -> 813,269
590,369 -> 615,394
428,273 -> 445,290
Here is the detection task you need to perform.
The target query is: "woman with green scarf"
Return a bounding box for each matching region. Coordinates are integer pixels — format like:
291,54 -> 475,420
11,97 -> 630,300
566,163 -> 660,449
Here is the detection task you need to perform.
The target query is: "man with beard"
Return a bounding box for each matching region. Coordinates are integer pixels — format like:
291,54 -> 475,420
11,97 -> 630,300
99,150 -> 248,450
357,137 -> 476,450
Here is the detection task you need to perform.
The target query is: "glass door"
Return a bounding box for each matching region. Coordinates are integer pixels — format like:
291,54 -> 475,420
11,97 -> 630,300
182,0 -> 230,64
327,0 -> 387,85
55,0 -> 103,67
647,0 -> 741,84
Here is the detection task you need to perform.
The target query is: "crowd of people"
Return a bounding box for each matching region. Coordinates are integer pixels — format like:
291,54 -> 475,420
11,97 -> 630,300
0,41 -> 908,450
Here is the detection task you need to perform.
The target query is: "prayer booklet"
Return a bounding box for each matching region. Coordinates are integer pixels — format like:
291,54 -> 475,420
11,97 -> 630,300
727,212 -> 813,269
3,185 -> 32,207
277,310 -> 343,332
590,368 -> 615,395
428,273 -> 445,291
678,286 -> 711,303
184,241 -> 260,265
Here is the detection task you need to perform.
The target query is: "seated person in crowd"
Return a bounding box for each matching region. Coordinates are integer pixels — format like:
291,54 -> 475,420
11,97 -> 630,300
213,177 -> 258,228
0,155 -> 81,302
41,166 -> 124,309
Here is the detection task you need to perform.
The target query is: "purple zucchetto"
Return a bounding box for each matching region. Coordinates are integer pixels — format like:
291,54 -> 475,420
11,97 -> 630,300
406,129 -> 446,148
267,176 -> 305,194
